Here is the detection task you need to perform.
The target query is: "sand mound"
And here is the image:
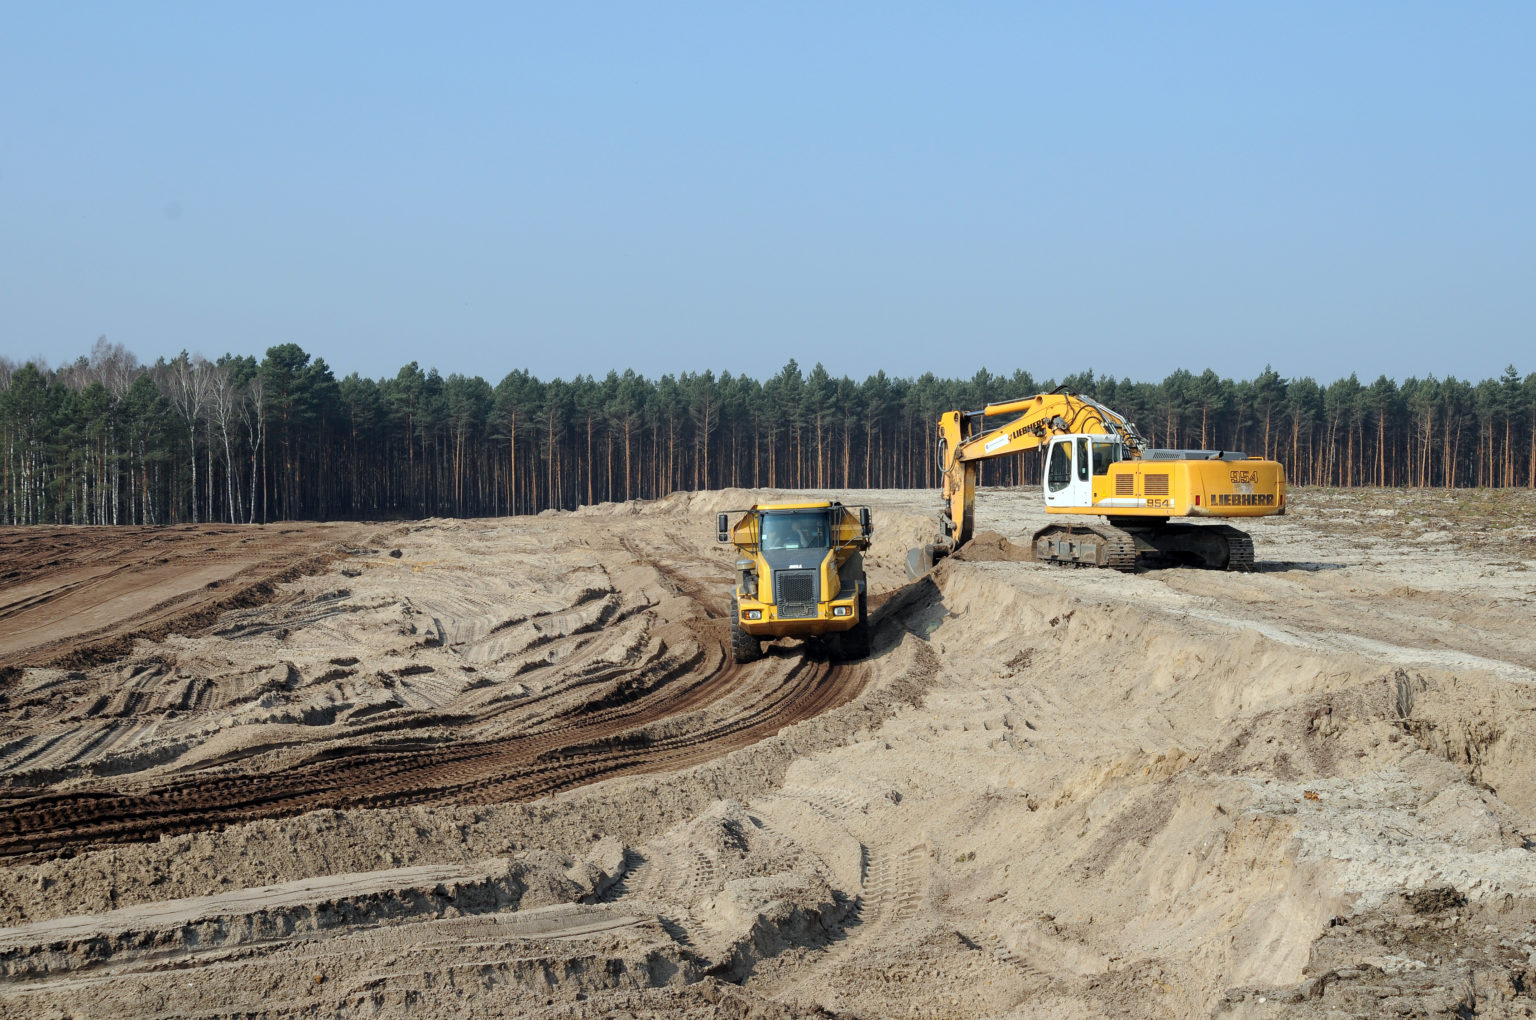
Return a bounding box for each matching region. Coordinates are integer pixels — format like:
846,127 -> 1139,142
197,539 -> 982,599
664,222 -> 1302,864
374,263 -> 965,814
949,528 -> 1032,562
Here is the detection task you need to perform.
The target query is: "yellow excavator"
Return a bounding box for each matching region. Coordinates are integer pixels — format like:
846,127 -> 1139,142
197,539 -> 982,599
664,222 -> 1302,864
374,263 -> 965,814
908,390 -> 1286,577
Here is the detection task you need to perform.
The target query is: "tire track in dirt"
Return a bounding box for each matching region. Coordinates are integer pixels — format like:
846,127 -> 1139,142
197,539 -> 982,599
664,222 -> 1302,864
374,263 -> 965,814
0,640 -> 859,859
620,535 -> 733,619
0,535 -> 872,861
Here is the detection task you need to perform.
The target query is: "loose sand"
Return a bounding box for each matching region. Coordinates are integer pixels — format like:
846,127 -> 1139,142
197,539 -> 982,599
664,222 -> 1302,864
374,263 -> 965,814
1,487 -> 1533,1017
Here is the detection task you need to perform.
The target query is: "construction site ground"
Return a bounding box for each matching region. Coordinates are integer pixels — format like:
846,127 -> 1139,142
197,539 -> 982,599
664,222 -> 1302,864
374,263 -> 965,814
1,486 -> 1534,1018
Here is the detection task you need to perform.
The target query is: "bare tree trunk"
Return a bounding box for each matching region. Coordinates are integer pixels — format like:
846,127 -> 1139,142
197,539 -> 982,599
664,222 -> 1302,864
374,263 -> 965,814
168,354 -> 212,523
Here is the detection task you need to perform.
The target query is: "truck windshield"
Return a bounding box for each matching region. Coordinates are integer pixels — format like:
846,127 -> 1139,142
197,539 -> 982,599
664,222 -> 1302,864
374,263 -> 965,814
760,511 -> 829,551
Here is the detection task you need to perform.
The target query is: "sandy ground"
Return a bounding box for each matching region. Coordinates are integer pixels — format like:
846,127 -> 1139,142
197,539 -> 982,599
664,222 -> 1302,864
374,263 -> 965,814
0,522 -> 367,670
1,486 -> 1534,1018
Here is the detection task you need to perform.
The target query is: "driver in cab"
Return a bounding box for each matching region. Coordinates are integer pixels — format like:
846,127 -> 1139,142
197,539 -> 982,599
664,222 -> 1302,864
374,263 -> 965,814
768,515 -> 828,550
788,519 -> 826,549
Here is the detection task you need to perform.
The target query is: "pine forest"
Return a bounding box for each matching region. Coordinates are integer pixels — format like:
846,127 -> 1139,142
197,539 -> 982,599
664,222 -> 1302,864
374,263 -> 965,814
1,339 -> 1533,526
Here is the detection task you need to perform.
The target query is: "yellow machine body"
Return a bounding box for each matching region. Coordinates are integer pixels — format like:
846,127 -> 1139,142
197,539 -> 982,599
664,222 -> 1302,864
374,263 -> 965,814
729,501 -> 866,638
1032,434 -> 1286,518
1084,457 -> 1286,518
718,501 -> 873,661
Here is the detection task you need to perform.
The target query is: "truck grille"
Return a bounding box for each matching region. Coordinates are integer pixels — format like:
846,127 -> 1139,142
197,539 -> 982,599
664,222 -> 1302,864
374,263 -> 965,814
774,570 -> 817,619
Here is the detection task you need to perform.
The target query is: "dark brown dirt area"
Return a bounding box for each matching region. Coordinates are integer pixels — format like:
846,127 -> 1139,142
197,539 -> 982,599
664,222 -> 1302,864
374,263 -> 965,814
0,521 -> 371,669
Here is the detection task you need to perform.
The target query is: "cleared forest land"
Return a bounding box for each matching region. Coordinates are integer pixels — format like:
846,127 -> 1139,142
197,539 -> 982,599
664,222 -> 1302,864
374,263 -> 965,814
0,487 -> 1534,1018
0,521 -> 367,670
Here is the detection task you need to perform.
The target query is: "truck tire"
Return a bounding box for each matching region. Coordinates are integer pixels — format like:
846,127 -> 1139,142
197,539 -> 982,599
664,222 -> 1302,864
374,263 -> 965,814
839,591 -> 871,660
730,606 -> 763,664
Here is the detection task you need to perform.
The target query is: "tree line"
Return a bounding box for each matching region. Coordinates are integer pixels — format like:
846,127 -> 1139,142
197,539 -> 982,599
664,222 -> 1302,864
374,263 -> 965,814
1,338 -> 1532,526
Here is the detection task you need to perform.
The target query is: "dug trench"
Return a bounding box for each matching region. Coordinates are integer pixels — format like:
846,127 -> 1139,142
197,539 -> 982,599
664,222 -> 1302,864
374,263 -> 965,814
0,487 -> 1534,1018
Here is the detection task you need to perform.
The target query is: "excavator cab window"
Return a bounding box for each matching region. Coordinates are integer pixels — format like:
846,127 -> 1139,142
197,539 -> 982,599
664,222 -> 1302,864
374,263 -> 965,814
1077,439 -> 1090,482
1047,440 -> 1072,492
1091,442 -> 1120,476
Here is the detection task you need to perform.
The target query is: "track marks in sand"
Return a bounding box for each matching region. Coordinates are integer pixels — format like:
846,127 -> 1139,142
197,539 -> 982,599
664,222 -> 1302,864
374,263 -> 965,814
0,518 -> 881,859
743,785 -> 935,1010
857,841 -> 928,932
0,523 -> 368,668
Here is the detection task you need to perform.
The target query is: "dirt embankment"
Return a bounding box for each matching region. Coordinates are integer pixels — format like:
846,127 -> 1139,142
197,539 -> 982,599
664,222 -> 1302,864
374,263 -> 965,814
0,487 -> 1534,1018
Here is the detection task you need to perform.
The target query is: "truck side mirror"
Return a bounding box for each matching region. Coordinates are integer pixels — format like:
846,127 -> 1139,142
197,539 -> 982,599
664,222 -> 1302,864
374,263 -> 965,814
859,507 -> 871,534
717,513 -> 729,542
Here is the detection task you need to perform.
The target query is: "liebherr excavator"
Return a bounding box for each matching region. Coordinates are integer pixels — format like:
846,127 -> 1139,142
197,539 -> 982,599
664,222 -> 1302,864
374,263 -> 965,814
908,390 -> 1286,577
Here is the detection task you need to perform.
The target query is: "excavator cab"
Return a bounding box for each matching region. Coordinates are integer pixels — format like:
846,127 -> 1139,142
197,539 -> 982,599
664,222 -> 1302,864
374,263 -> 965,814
1044,434 -> 1121,511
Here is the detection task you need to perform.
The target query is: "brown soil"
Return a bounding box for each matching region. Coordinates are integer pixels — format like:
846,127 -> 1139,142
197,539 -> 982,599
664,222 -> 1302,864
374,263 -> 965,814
1,487 -> 1534,1018
0,522 -> 368,669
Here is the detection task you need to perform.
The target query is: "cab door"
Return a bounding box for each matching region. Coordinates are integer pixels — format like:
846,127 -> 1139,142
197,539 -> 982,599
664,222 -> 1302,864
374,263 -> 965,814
1043,435 -> 1094,511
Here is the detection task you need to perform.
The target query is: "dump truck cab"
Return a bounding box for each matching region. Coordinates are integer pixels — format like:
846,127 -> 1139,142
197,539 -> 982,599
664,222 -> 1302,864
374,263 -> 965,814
717,500 -> 873,663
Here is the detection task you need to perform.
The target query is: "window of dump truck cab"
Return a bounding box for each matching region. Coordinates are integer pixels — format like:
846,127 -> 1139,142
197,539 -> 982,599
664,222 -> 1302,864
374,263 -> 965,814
1047,440 -> 1072,492
760,511 -> 829,551
1092,442 -> 1119,475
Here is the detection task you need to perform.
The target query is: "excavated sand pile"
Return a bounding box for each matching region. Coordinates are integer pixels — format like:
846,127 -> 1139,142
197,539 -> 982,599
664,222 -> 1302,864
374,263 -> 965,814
1,486 -> 1534,1017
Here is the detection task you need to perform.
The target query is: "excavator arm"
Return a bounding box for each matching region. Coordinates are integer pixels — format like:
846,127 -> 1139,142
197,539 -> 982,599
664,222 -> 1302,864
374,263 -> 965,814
938,392 -> 1142,546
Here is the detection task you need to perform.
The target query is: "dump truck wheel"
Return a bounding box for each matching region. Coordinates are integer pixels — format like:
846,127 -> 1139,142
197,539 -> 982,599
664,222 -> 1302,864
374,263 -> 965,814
840,592 -> 872,660
730,607 -> 763,664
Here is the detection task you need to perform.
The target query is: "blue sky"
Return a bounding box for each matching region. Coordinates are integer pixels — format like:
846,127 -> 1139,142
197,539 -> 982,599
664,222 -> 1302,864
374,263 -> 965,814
3,3 -> 1531,384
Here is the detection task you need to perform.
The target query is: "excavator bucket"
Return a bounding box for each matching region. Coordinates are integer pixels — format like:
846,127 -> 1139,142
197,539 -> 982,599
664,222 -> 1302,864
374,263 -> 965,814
906,541 -> 955,581
905,544 -> 935,581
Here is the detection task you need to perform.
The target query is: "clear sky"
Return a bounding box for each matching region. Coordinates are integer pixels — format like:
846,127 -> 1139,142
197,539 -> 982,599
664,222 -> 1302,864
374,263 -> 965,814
3,3 -> 1532,385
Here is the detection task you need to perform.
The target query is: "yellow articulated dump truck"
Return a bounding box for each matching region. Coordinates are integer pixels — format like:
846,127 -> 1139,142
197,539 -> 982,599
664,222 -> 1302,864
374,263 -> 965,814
717,501 -> 873,664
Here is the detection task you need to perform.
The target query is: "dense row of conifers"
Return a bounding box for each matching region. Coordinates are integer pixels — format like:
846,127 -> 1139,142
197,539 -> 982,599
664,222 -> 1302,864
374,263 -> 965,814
0,339 -> 1531,525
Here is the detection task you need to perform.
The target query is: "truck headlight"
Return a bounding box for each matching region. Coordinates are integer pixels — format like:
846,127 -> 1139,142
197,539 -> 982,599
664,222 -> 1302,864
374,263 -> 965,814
832,606 -> 851,617
745,610 -> 762,620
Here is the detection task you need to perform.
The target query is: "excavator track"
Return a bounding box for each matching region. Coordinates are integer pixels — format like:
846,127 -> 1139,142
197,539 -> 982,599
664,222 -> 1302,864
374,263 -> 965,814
1030,522 -> 1138,572
1031,520 -> 1255,572
1205,524 -> 1255,571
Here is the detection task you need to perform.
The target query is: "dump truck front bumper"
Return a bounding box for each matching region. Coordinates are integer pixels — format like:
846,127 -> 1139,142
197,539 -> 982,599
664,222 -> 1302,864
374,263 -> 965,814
736,594 -> 860,639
